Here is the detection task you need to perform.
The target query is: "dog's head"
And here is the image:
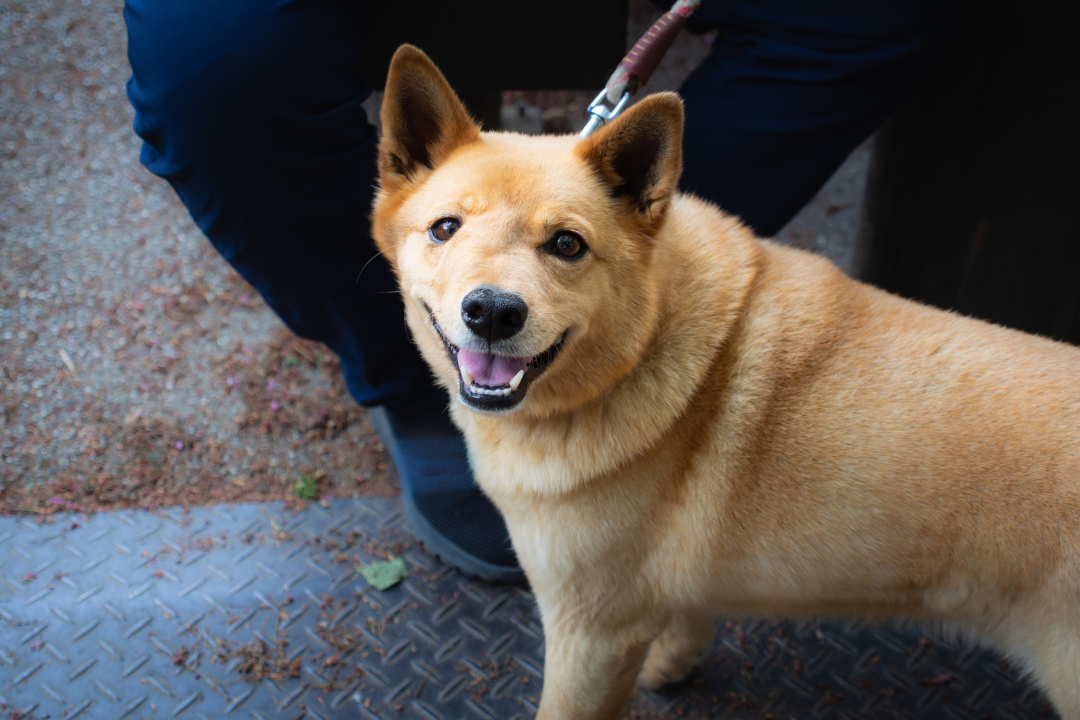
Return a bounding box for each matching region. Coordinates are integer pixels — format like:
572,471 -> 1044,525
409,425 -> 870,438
372,45 -> 683,417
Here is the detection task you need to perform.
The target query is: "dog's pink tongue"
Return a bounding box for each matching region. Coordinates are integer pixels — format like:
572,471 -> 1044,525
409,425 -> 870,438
458,349 -> 528,387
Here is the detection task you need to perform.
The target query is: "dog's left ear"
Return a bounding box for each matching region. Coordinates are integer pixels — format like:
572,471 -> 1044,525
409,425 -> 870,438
576,92 -> 683,231
379,45 -> 481,189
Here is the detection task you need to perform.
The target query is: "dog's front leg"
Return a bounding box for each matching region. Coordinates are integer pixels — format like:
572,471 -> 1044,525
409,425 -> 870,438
535,616 -> 651,720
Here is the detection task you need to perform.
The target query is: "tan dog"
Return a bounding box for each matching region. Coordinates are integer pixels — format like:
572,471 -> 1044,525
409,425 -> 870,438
372,45 -> 1080,719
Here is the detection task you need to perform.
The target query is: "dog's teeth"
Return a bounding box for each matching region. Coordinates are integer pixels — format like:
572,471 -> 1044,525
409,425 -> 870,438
466,383 -> 516,398
461,366 -> 473,387
509,370 -> 524,391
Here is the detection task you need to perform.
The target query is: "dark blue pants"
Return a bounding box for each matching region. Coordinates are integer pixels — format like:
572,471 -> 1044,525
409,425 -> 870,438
125,0 -> 968,407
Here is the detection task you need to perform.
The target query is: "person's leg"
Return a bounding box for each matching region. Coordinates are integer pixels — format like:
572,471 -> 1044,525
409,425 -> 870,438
678,0 -> 973,237
123,0 -> 522,581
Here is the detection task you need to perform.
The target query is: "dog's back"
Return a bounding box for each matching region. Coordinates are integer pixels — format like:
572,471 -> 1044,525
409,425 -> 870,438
687,231 -> 1080,615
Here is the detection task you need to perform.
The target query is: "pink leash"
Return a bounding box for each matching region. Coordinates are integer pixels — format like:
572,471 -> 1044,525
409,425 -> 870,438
580,0 -> 702,137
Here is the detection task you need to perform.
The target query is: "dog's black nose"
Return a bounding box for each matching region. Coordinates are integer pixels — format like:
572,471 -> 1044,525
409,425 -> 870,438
461,287 -> 528,341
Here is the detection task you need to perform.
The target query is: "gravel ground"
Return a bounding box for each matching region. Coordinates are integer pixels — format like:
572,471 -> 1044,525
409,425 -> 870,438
0,0 -> 869,516
0,0 -> 397,515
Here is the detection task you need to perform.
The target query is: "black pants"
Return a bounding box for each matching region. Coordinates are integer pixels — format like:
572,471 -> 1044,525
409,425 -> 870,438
124,0 -> 968,406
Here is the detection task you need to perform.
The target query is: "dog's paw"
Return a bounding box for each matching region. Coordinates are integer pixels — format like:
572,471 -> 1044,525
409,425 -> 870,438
636,655 -> 687,689
636,614 -> 715,689
636,638 -> 701,689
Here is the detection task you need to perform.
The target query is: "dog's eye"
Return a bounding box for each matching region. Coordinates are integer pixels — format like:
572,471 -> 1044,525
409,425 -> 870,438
429,218 -> 460,243
549,232 -> 587,260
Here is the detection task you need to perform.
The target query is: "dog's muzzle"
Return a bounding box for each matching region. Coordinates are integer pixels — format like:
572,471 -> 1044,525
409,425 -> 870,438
428,312 -> 565,412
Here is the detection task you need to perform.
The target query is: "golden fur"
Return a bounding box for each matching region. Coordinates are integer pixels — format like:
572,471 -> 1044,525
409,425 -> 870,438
373,46 -> 1080,719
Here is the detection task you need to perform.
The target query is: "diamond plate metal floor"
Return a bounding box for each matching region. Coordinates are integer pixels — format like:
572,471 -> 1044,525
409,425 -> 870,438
0,499 -> 1055,720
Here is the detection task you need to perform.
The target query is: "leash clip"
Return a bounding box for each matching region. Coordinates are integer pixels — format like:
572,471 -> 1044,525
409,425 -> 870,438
579,88 -> 631,138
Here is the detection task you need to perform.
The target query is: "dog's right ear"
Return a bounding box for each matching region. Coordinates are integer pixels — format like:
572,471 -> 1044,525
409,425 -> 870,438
378,45 -> 480,189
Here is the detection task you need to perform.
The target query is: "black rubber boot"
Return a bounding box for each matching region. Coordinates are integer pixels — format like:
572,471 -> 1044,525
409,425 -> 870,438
368,394 -> 525,584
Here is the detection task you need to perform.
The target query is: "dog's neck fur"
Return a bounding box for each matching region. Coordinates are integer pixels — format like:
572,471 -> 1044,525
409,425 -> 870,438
451,194 -> 762,499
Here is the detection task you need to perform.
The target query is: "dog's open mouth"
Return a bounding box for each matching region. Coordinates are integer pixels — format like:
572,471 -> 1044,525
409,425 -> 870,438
430,316 -> 565,411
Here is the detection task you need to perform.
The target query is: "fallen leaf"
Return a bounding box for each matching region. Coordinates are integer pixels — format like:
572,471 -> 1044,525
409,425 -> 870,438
358,558 -> 408,590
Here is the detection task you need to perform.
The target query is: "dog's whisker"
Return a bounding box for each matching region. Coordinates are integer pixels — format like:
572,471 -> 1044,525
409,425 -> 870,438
355,249 -> 387,284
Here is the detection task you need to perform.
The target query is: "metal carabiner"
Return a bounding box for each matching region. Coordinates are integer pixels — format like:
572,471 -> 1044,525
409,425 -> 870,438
579,88 -> 632,138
